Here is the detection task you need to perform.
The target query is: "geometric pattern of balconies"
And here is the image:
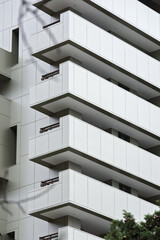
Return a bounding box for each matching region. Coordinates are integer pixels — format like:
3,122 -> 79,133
33,0 -> 160,52
29,115 -> 160,197
30,61 -> 160,148
32,11 -> 160,98
29,1 -> 160,238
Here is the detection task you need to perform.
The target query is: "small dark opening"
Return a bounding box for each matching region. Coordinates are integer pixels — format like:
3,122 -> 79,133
138,0 -> 160,14
7,231 -> 15,240
118,132 -> 130,143
12,28 -> 19,65
10,126 -> 17,165
118,82 -> 130,92
119,183 -> 131,194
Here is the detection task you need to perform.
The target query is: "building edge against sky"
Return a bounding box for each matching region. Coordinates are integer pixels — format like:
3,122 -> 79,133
0,0 -> 160,239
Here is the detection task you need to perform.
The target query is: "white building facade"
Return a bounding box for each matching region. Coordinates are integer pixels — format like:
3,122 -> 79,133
0,0 -> 160,239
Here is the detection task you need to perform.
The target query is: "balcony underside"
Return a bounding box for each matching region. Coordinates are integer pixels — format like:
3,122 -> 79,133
31,94 -> 160,149
33,41 -> 160,100
34,0 -> 160,52
0,72 -> 10,81
30,202 -> 111,235
30,147 -> 160,198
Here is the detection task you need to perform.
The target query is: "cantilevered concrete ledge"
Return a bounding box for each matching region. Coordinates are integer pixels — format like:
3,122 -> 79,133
30,202 -> 111,234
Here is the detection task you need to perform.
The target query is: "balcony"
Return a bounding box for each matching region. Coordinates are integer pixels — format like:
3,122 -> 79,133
29,115 -> 160,198
58,227 -> 103,240
33,0 -> 160,52
29,170 -> 159,235
39,226 -> 104,240
30,61 -> 160,148
32,11 -> 160,100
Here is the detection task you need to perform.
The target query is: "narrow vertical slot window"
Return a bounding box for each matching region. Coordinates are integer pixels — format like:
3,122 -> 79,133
10,125 -> 17,165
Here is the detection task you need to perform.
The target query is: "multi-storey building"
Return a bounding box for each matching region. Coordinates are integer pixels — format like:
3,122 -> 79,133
0,0 -> 160,239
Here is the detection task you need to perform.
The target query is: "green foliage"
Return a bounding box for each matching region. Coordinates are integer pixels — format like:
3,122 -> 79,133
105,207 -> 160,240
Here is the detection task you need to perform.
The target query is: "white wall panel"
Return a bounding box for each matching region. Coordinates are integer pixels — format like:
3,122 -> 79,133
87,22 -> 100,54
140,201 -> 154,221
0,3 -> 3,31
137,51 -> 148,81
73,15 -> 87,47
100,30 -> 113,61
49,130 -> 62,152
87,72 -> 100,105
74,64 -> 87,99
138,98 -> 150,130
34,188 -> 48,210
37,30 -> 50,50
62,170 -> 70,202
125,0 -> 137,25
139,149 -> 150,180
88,178 -> 102,212
37,81 -> 49,102
50,76 -> 63,97
128,195 -> 140,221
148,8 -> 160,39
101,184 -> 114,218
100,79 -> 113,112
88,125 -> 101,159
74,173 -> 87,207
115,190 -> 127,219
125,44 -> 137,74
74,118 -> 87,152
101,131 -> 114,165
48,184 -> 62,206
36,134 -> 49,156
149,104 -> 160,135
126,92 -> 138,124
114,137 -> 126,170
50,23 -> 63,45
101,0 -> 113,12
150,154 -> 160,184
137,2 -> 148,33
113,86 -> 125,118
113,0 -> 126,19
4,0 -> 11,29
148,57 -> 160,86
126,144 -> 139,176
113,37 -> 125,67
74,230 -> 87,240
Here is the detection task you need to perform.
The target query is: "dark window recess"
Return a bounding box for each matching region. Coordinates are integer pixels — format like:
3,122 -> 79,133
119,183 -> 131,194
39,233 -> 58,240
40,122 -> 60,134
40,177 -> 59,187
118,132 -> 130,143
41,70 -> 59,81
7,231 -> 15,240
10,126 -> 17,165
43,20 -> 60,29
138,0 -> 160,14
12,28 -> 19,65
118,82 -> 130,92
